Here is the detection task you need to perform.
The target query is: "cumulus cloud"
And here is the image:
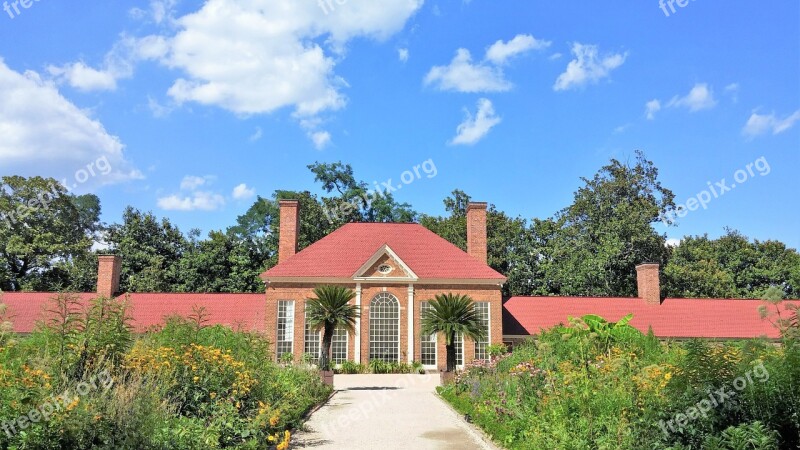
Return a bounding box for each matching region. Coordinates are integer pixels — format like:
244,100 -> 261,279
232,183 -> 256,200
424,49 -> 510,93
159,0 -> 422,117
47,35 -> 168,92
450,98 -> 501,146
425,34 -> 548,93
485,34 -> 550,65
553,43 -> 627,91
159,175 -> 225,211
742,110 -> 800,138
249,127 -> 263,142
310,131 -> 332,150
645,99 -> 661,120
157,191 -> 226,211
0,60 -> 141,186
667,83 -> 717,112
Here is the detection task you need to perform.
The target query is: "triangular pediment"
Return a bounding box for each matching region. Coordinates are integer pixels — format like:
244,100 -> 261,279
353,244 -> 418,281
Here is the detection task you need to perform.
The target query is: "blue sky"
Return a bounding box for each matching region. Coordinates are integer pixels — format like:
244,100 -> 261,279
0,0 -> 798,248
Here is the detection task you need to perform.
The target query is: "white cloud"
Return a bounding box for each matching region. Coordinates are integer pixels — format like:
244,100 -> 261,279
129,0 -> 179,25
46,62 -> 118,92
249,126 -> 263,142
425,34 -> 549,93
725,83 -> 740,103
645,99 -> 661,120
614,123 -> 632,134
666,238 -> 681,247
553,43 -> 627,91
179,175 -> 214,191
48,35 -> 168,92
450,98 -> 501,146
0,60 -> 141,185
147,96 -> 174,118
159,174 -> 226,211
667,83 -> 717,112
398,48 -> 409,63
310,131 -> 332,150
742,110 -> 800,138
158,0 -> 423,116
232,183 -> 256,200
485,34 -> 550,65
425,49 -> 511,93
157,191 -> 226,211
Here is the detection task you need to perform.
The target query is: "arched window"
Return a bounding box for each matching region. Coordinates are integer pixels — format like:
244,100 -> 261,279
369,292 -> 400,362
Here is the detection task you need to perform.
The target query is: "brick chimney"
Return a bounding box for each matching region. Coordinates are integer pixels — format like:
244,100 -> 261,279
636,263 -> 661,305
279,200 -> 300,264
466,202 -> 488,264
97,255 -> 122,298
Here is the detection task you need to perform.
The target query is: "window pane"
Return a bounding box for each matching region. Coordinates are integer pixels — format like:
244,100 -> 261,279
369,293 -> 400,362
277,301 -> 295,358
332,327 -> 348,364
473,302 -> 491,362
304,305 -> 321,364
420,302 -> 437,366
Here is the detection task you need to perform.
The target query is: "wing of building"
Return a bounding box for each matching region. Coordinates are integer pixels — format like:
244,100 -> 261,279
4,201 -> 795,371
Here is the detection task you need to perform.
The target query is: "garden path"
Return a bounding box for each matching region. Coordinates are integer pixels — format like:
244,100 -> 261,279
292,374 -> 495,450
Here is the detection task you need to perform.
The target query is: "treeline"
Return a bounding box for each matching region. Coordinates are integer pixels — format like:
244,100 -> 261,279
1,152 -> 798,299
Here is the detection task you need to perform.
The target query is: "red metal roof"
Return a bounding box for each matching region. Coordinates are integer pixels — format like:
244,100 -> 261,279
261,223 -> 506,281
2,292 -> 266,334
503,296 -> 799,340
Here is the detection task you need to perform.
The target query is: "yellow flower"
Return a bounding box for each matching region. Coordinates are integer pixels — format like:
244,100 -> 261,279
210,392 -> 217,399
193,376 -> 199,383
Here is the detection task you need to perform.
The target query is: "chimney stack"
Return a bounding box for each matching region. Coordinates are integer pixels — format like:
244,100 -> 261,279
636,263 -> 661,305
466,202 -> 488,264
97,255 -> 122,298
279,200 -> 300,264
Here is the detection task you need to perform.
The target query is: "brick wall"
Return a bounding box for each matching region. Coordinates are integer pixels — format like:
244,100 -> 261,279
636,264 -> 661,305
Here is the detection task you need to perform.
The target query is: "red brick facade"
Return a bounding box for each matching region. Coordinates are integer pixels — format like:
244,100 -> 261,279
262,201 -> 505,370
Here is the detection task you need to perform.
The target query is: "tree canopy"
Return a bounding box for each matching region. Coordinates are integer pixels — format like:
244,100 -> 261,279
2,154 -> 797,299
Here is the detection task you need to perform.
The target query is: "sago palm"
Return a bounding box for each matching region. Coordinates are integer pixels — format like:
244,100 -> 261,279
306,285 -> 359,371
421,293 -> 486,372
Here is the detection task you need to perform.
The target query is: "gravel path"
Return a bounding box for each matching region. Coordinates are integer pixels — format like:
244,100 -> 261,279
291,374 -> 496,450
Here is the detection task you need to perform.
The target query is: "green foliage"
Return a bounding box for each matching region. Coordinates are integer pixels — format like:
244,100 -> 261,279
0,309 -> 328,449
305,285 -> 359,371
664,231 -> 800,299
438,316 -> 799,450
421,293 -> 486,372
420,190 -> 534,297
0,176 -> 101,291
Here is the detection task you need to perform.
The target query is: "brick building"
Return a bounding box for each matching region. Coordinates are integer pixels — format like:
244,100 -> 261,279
4,200 -> 797,370
260,201 -> 505,370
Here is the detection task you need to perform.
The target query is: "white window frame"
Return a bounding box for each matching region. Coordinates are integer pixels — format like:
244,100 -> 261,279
277,300 -> 295,359
473,302 -> 491,362
420,301 -> 438,369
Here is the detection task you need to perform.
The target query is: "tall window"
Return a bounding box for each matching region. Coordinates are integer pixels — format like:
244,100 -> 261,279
455,332 -> 463,367
304,306 -> 348,365
474,302 -> 491,361
277,301 -> 295,358
420,302 -> 437,366
304,306 -> 321,363
332,328 -> 348,364
369,293 -> 400,362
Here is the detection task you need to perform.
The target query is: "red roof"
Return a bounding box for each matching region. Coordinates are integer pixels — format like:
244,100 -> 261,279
503,296 -> 799,340
261,223 -> 506,282
2,292 -> 265,334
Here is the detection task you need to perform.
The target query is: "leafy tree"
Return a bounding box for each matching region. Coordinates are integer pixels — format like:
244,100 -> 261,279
309,161 -> 417,225
420,293 -> 486,372
106,207 -> 188,292
534,150 -> 675,297
421,190 -> 536,296
305,285 -> 359,371
178,230 -> 265,293
664,230 -> 800,299
0,176 -> 100,291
